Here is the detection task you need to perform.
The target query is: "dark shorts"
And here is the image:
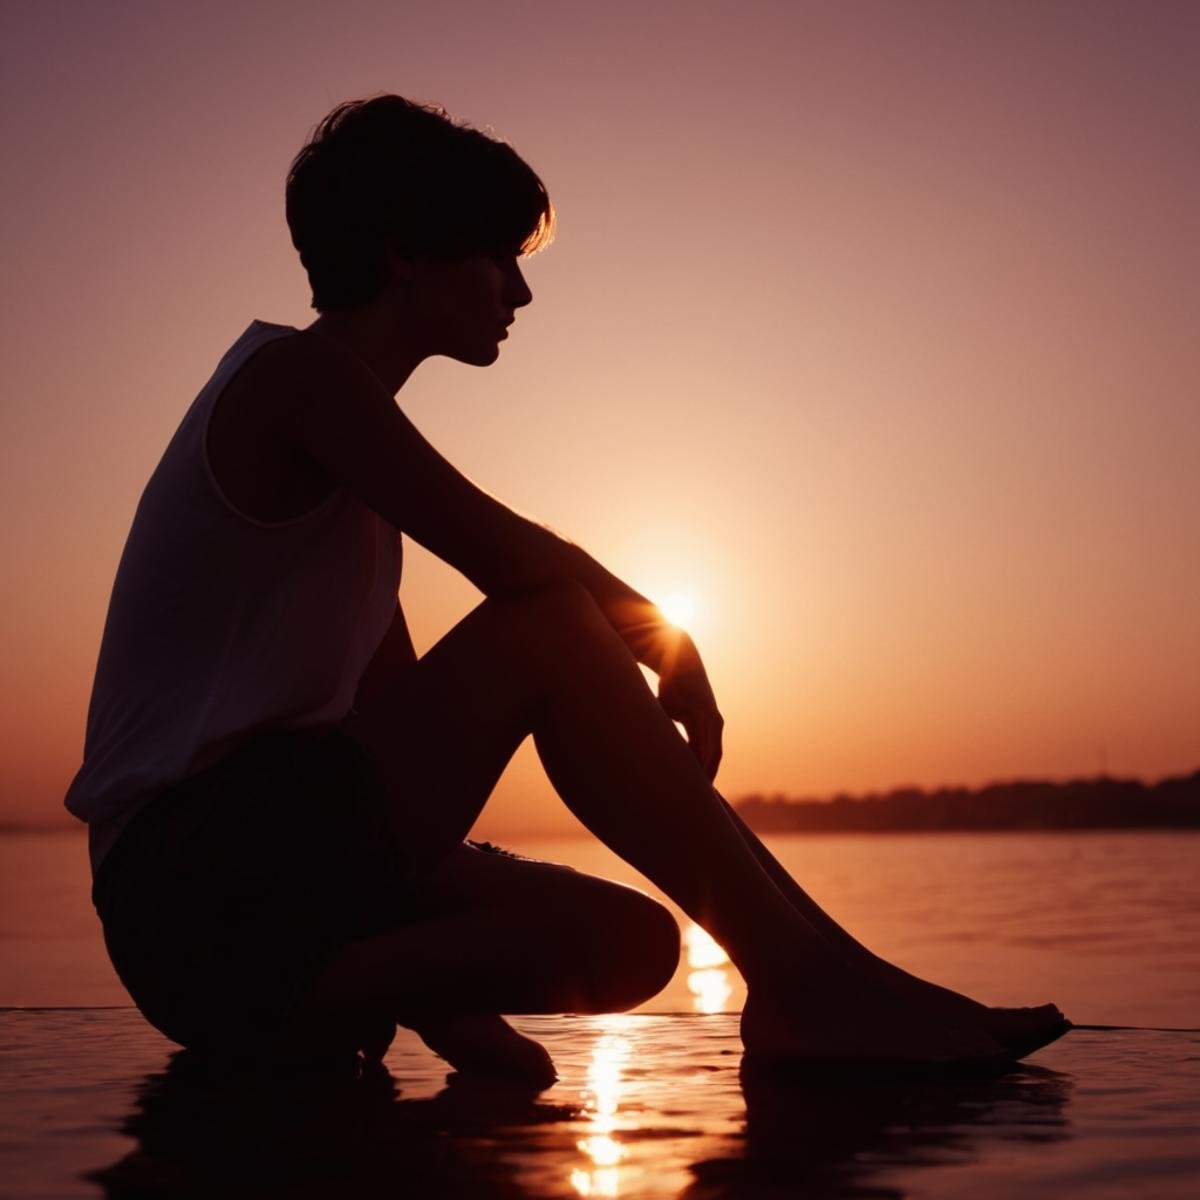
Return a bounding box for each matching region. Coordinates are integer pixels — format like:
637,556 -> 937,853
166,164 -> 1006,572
92,725 -> 419,1055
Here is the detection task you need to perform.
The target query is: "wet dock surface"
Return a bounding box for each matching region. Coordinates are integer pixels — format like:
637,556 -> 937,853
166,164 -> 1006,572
3,1008 -> 1198,1198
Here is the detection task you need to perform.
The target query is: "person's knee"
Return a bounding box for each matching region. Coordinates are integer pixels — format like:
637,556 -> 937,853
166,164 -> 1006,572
581,888 -> 680,1011
627,894 -> 681,1003
501,579 -> 610,649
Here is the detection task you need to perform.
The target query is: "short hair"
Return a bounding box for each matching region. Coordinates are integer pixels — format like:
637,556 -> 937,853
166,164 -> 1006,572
286,95 -> 555,311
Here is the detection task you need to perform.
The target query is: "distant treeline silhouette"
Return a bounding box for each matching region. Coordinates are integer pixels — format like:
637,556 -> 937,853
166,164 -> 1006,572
734,771 -> 1200,832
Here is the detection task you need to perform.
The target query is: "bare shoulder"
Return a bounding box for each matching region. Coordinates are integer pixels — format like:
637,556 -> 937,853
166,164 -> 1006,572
209,328 -> 382,522
236,327 -> 383,410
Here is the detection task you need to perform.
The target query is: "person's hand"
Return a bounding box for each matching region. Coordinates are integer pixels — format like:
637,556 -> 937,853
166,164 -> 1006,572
656,630 -> 724,780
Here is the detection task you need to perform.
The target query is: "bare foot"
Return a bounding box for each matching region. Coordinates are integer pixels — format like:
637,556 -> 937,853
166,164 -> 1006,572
411,1014 -> 558,1088
739,984 -> 1009,1067
858,957 -> 1068,1053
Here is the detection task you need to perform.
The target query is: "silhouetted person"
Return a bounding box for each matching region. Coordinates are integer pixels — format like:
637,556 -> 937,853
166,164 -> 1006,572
66,95 -> 1068,1081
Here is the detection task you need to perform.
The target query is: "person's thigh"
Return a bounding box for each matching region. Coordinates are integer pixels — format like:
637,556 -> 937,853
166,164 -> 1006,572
293,840 -> 681,1029
347,584 -> 625,860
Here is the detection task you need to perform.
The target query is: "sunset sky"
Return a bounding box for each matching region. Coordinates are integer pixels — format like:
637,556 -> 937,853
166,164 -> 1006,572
2,1 -> 1196,837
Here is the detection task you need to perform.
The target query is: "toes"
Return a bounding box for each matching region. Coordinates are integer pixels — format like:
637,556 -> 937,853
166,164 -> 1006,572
990,1004 -> 1065,1028
416,1014 -> 558,1087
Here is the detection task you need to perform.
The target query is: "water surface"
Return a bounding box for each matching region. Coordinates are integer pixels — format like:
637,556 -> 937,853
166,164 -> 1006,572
3,1010 -> 1197,1199
2,829 -> 1197,1197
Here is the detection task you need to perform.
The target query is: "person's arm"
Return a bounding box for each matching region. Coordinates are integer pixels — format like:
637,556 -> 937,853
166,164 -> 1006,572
276,332 -> 723,774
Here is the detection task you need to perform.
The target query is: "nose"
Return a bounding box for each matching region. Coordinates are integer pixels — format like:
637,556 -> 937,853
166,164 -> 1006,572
507,259 -> 533,309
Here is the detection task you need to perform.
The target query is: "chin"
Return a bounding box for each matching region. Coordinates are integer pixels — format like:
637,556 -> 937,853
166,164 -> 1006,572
449,344 -> 502,367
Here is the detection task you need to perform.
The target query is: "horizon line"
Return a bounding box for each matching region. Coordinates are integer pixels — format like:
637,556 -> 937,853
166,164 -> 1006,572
5,765 -> 1196,836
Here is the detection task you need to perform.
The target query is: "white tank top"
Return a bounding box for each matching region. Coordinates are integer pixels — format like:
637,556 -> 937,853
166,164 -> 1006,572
66,320 -> 402,872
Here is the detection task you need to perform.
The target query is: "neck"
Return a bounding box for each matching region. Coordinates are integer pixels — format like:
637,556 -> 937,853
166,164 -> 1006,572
306,303 -> 426,395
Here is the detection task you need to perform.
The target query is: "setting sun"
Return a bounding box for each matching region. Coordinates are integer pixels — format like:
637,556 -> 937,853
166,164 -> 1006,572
658,592 -> 696,630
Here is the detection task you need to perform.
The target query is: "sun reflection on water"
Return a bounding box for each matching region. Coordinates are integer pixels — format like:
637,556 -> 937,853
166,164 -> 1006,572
683,923 -> 733,1013
570,1016 -> 633,1197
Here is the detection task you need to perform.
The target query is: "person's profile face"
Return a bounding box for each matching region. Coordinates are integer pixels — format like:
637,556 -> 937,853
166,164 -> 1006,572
403,251 -> 533,367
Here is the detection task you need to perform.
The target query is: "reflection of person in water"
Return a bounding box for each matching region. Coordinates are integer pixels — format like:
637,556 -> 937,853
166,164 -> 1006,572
66,94 -> 1068,1080
87,1044 -> 1072,1198
88,1048 -> 569,1197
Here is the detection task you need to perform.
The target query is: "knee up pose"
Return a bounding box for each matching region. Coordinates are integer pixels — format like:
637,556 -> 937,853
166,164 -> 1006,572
67,95 -> 1068,1082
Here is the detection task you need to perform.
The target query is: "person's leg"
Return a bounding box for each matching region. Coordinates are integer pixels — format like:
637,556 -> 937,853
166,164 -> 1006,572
711,795 -> 1066,1043
348,584 -> 855,984
289,840 -> 680,1081
310,582 -> 1014,1064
